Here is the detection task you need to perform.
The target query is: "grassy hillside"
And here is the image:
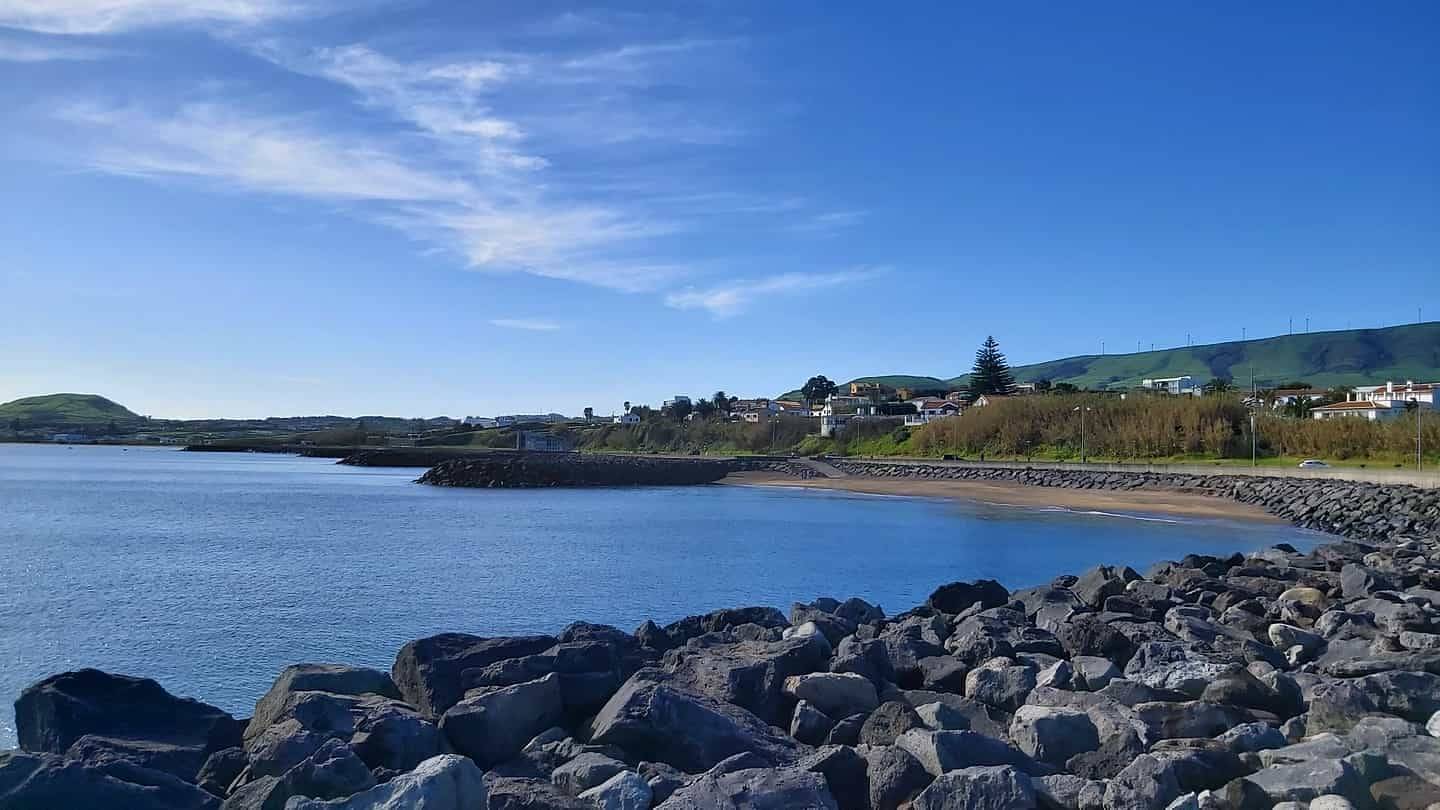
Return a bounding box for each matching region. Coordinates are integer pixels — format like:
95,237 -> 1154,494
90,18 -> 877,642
783,322 -> 1440,396
0,393 -> 142,425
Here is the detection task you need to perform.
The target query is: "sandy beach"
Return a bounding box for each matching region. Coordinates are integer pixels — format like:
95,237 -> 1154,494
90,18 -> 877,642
721,471 -> 1280,522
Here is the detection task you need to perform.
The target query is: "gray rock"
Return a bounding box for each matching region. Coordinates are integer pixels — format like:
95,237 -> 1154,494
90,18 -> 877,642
895,729 -> 1045,777
1054,617 -> 1135,664
550,752 -> 628,795
656,764 -> 838,809
1009,706 -> 1099,767
578,770 -> 652,810
1133,701 -> 1252,742
965,659 -> 1036,711
1268,624 -> 1325,659
860,701 -> 924,747
1073,566 -> 1132,609
284,754 -> 486,809
784,672 -> 879,719
197,747 -> 247,797
391,633 -> 556,717
1034,773 -> 1089,810
790,700 -> 835,746
246,665 -> 399,741
1305,679 -> 1382,735
927,580 -> 1010,614
798,746 -> 869,810
1340,564 -> 1394,599
1225,757 -> 1369,808
0,749 -> 220,810
439,673 -> 563,768
911,765 -> 1036,810
588,669 -> 803,772
863,745 -> 931,810
1036,660 -> 1074,690
484,776 -> 591,809
1103,754 -> 1181,810
1216,723 -> 1285,753
1355,669 -> 1440,722
917,656 -> 969,693
665,632 -> 831,725
914,701 -> 969,731
14,669 -> 242,782
1072,657 -> 1121,691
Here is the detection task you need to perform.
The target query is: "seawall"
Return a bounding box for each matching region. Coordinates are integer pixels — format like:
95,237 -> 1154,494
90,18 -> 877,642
418,452 -> 736,488
829,459 -> 1440,545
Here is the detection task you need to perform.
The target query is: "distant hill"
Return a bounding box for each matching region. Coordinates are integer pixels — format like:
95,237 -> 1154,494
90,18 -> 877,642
0,393 -> 143,426
779,322 -> 1440,397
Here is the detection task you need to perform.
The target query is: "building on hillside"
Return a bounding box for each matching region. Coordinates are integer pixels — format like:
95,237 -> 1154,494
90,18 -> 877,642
774,399 -> 808,415
1354,381 -> 1439,409
1140,376 -> 1201,396
972,394 -> 1007,408
849,381 -> 891,399
662,395 -> 692,410
462,416 -> 498,428
519,431 -> 572,452
1012,383 -> 1038,395
903,399 -> 961,426
613,412 -> 641,425
1309,401 -> 1397,421
945,391 -> 971,404
1269,387 -> 1323,409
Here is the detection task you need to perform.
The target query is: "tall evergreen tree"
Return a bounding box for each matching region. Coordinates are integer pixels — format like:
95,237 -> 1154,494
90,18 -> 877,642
969,336 -> 1016,396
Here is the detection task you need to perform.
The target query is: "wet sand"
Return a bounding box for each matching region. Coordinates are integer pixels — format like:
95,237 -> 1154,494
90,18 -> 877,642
721,471 -> 1280,522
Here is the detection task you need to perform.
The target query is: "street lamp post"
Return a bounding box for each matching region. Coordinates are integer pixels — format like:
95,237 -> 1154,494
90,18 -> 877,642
1073,405 -> 1092,464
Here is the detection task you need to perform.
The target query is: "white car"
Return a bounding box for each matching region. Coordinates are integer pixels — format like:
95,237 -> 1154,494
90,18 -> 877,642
1297,459 -> 1330,469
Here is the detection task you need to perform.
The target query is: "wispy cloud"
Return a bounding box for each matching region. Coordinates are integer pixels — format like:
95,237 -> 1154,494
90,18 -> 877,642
489,318 -> 562,331
0,0 -> 314,34
0,33 -> 111,62
664,267 -> 884,318
789,210 -> 868,234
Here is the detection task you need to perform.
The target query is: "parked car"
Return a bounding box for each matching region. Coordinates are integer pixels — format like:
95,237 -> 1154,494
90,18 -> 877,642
1298,459 -> 1331,468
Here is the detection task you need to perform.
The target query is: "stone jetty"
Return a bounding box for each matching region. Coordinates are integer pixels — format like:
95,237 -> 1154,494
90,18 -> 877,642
417,453 -> 735,488
6,472 -> 1440,809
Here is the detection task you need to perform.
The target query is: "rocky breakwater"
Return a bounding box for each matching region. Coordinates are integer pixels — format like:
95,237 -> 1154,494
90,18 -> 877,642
10,533 -> 1440,808
831,461 -> 1440,546
417,453 -> 734,488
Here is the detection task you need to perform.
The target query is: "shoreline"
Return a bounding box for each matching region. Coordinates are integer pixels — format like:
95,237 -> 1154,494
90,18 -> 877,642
721,470 -> 1284,523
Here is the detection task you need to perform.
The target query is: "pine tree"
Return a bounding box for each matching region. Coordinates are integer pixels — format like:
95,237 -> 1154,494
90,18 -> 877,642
969,336 -> 1016,396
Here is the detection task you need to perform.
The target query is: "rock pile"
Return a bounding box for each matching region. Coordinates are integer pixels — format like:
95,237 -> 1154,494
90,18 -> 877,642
8,533 -> 1440,808
829,462 -> 1440,545
417,454 -> 734,488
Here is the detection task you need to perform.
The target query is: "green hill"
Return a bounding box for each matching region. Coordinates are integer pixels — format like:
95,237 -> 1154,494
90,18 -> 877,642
0,393 -> 143,426
782,322 -> 1440,397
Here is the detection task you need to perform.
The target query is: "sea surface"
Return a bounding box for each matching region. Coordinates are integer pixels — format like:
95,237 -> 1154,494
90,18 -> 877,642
0,444 -> 1324,747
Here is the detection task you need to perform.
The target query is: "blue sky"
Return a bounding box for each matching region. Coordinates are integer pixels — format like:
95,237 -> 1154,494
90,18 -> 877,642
1,1 -> 1435,419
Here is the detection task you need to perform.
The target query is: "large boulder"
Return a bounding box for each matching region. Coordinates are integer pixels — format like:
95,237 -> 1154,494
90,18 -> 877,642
587,669 -> 804,772
1009,706 -> 1099,767
656,764 -> 838,809
1102,754 -> 1181,810
1223,758 -> 1371,808
14,669 -> 242,782
927,580 -> 1010,615
0,749 -> 220,809
911,765 -> 1036,810
863,745 -> 931,810
965,659 -> 1036,711
246,665 -> 399,741
1072,566 -> 1134,609
859,701 -> 924,747
439,673 -> 562,768
798,746 -> 869,810
664,633 -> 831,724
784,673 -> 879,719
391,633 -> 556,717
286,754 -> 486,809
578,770 -> 652,810
222,738 -> 374,810
661,607 -> 789,648
895,729 -> 1046,778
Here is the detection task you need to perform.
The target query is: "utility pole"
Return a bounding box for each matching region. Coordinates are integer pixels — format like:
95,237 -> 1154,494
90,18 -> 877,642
1074,405 -> 1092,464
1251,410 -> 1257,468
1289,316 -> 1293,335
1420,406 -> 1425,473
1101,340 -> 1105,356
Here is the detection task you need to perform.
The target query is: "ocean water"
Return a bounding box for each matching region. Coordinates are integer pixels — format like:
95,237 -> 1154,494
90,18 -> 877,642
0,444 -> 1324,746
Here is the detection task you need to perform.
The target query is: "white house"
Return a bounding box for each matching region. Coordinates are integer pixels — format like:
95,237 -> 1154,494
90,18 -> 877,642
903,399 -> 961,426
613,413 -> 641,425
462,416 -> 498,428
1140,376 -> 1201,396
1310,401 -> 1396,421
662,395 -> 692,410
971,394 -> 1008,408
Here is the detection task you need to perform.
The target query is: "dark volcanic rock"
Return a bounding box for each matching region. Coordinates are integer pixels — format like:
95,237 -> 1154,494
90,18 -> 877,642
927,580 -> 1010,614
0,749 -> 220,810
14,669 -> 242,782
392,633 -> 556,717
587,669 -> 804,772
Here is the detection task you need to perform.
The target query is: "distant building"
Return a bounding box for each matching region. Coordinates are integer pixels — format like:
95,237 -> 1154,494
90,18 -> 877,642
519,431 -> 572,452
662,395 -> 692,410
849,381 -> 890,400
1309,401 -> 1396,421
462,416 -> 498,428
903,399 -> 961,426
1270,387 -> 1322,409
50,433 -> 90,443
944,391 -> 971,404
774,399 -> 808,415
731,398 -> 780,423
1355,380 -> 1438,409
1012,382 -> 1038,395
613,413 -> 641,425
972,394 -> 1007,408
1312,380 -> 1439,421
1140,376 -> 1201,396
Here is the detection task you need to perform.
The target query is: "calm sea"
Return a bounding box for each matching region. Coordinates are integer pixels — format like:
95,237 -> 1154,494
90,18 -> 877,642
0,444 -> 1322,746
